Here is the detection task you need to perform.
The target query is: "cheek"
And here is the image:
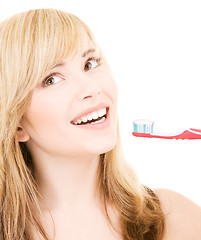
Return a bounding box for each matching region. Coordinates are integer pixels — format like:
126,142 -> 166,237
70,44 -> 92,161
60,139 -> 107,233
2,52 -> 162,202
101,71 -> 118,104
111,80 -> 118,102
23,92 -> 66,135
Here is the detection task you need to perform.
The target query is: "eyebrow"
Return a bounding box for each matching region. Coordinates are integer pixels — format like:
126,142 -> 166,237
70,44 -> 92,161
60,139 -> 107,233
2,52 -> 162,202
51,62 -> 65,69
82,48 -> 96,57
51,48 -> 96,70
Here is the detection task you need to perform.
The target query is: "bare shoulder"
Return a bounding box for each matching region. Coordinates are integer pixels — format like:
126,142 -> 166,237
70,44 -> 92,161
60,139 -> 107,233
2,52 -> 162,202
154,188 -> 201,240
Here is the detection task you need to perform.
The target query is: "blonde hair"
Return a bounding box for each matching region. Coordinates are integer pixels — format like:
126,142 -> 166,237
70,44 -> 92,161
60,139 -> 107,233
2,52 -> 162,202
0,9 -> 165,240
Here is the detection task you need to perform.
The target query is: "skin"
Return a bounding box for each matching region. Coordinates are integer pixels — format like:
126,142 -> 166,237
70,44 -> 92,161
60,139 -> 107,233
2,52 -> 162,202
156,189 -> 201,240
17,33 -> 201,239
18,33 -> 121,239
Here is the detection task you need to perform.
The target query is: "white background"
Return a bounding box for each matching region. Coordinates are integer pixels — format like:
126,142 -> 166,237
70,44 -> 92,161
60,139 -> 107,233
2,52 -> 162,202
1,0 -> 201,205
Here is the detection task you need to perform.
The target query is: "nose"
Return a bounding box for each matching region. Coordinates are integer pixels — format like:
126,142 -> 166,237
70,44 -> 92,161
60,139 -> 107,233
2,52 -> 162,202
76,76 -> 102,101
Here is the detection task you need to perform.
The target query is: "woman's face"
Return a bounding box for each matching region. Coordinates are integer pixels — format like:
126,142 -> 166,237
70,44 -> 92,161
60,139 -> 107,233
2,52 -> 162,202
19,33 -> 118,160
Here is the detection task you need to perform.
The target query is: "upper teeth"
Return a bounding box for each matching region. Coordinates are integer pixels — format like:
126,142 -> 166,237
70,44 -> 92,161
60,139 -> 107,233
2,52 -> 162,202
73,107 -> 107,125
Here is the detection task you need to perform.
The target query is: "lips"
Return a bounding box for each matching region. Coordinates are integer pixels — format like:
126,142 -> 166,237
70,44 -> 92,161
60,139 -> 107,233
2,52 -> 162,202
70,103 -> 109,125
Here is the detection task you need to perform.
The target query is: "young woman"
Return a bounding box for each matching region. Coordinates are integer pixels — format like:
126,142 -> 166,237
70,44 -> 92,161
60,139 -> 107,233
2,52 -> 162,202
0,9 -> 200,240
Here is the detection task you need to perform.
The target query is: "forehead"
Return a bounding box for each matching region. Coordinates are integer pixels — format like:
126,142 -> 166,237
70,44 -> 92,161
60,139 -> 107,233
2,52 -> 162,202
81,31 -> 95,47
39,28 -> 98,74
71,32 -> 98,57
49,34 -> 98,69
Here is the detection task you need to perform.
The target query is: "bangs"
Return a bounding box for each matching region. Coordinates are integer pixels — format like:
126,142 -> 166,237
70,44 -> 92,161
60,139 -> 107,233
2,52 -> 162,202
31,9 -> 94,79
0,9 -> 98,114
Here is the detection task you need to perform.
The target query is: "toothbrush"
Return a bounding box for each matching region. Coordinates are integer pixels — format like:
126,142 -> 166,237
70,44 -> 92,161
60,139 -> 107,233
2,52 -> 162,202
132,119 -> 201,140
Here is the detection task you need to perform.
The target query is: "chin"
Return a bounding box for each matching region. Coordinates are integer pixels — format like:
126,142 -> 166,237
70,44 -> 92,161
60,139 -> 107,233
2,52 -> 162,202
88,133 -> 117,155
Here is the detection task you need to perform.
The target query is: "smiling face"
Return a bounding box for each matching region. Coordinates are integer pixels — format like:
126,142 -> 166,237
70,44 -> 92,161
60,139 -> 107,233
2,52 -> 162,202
18,34 -> 118,161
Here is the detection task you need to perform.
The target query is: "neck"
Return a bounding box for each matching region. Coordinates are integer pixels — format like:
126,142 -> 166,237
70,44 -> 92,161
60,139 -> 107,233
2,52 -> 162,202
31,151 -> 102,212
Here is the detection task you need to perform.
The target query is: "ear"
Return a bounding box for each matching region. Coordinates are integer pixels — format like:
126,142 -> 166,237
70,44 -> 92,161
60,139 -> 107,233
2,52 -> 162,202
17,125 -> 30,142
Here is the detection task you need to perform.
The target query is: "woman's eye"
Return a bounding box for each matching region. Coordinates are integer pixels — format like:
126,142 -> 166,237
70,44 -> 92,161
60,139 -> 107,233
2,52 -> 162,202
43,74 -> 64,87
84,58 -> 101,71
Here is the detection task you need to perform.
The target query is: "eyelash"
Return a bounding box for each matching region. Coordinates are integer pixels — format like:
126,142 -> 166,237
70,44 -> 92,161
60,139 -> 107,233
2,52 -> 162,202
42,72 -> 63,88
42,56 -> 101,87
84,57 -> 101,71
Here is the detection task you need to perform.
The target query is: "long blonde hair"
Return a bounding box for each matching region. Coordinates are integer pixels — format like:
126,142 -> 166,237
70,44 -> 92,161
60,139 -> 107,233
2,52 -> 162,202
0,9 -> 165,240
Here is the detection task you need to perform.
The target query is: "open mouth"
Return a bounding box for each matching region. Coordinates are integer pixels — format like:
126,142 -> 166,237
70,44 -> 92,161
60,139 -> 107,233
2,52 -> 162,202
71,107 -> 109,126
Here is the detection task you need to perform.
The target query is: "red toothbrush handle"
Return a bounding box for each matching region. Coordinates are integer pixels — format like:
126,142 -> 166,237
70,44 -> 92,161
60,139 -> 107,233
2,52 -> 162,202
132,130 -> 201,140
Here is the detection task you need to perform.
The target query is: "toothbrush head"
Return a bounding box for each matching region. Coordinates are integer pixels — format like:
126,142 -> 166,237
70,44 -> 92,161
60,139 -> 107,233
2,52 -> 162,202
133,119 -> 154,134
